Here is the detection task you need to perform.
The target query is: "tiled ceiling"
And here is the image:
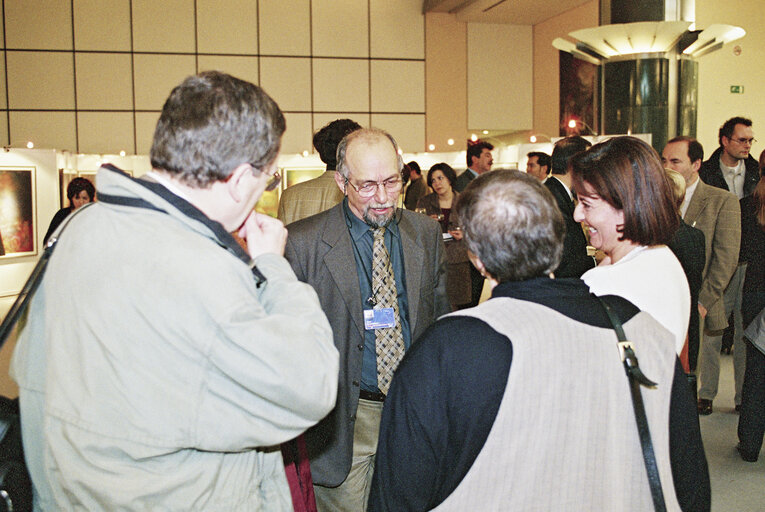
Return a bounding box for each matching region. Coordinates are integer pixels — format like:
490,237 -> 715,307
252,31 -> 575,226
423,0 -> 595,25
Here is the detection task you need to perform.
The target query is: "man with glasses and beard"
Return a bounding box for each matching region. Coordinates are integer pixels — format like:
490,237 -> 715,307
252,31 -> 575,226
285,127 -> 449,511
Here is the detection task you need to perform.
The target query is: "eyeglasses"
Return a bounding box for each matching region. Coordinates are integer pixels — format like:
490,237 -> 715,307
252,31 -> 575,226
728,137 -> 757,146
249,163 -> 281,191
345,177 -> 402,198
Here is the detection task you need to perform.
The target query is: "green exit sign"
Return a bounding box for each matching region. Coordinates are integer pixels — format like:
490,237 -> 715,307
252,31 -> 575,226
730,85 -> 744,94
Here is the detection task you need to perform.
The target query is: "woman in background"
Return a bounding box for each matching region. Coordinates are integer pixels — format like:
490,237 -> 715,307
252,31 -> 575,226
737,157 -> 765,463
44,177 -> 95,243
417,162 -> 470,309
417,163 -> 461,236
570,136 -> 690,354
666,168 -> 706,372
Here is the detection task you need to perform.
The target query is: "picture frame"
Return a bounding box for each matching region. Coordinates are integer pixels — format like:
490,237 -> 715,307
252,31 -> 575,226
284,168 -> 324,188
0,166 -> 37,259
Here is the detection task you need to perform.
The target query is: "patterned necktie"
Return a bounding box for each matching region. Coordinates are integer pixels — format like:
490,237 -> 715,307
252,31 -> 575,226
371,227 -> 405,394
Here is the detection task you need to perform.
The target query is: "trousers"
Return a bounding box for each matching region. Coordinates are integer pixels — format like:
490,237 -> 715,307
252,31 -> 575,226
698,263 -> 747,404
314,398 -> 383,512
738,340 -> 765,458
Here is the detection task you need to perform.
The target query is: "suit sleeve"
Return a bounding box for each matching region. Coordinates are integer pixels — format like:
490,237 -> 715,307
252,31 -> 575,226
698,193 -> 740,316
284,231 -> 305,281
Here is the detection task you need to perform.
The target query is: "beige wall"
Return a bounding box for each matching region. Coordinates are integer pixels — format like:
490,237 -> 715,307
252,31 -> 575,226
532,0 -> 599,138
696,1 -> 765,157
0,0 -> 427,155
468,23 -> 533,132
425,13 -> 467,153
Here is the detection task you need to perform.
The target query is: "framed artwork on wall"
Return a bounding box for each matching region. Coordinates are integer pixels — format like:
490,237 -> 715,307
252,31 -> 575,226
284,168 -> 324,188
254,188 -> 280,218
559,51 -> 599,137
0,167 -> 37,259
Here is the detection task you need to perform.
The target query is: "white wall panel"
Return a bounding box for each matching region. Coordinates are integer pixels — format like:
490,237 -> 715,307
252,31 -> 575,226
467,24 -> 532,131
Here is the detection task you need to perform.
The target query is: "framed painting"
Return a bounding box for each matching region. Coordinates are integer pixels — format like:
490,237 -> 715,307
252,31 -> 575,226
559,51 -> 599,137
0,167 -> 37,258
255,188 -> 279,218
284,168 -> 324,188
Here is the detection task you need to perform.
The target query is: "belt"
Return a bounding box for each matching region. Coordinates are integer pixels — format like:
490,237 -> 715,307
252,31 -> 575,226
360,389 -> 386,402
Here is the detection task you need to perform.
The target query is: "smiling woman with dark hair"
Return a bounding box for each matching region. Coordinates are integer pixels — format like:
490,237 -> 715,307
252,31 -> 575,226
571,136 -> 690,355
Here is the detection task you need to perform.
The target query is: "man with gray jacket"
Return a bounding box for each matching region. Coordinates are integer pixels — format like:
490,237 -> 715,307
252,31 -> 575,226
12,71 -> 338,511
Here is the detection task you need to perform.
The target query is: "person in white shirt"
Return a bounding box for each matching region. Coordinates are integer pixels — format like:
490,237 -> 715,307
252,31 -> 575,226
571,136 -> 690,354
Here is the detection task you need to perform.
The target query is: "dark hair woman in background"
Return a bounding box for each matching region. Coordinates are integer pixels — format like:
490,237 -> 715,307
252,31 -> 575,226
43,177 -> 95,243
416,162 -> 461,236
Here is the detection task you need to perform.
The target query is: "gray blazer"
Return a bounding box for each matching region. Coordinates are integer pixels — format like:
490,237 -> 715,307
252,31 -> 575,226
284,202 -> 449,486
683,179 -> 741,331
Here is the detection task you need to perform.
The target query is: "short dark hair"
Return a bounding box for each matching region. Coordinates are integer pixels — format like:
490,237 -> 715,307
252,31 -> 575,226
426,162 -> 457,189
313,118 -> 362,170
718,116 -> 752,146
466,140 -> 494,167
551,136 -> 591,175
401,163 -> 412,186
570,136 -> 678,246
407,161 -> 421,176
150,71 -> 285,187
667,136 -> 704,164
67,177 -> 95,203
527,151 -> 551,171
455,170 -> 565,282
336,128 -> 404,179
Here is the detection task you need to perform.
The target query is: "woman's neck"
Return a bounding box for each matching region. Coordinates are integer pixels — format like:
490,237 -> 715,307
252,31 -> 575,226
438,188 -> 454,207
608,240 -> 641,265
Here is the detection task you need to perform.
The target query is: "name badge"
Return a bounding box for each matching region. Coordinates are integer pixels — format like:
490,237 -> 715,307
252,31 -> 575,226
364,308 -> 396,330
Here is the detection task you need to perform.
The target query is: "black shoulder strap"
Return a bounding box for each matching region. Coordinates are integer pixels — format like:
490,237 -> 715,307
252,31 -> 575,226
595,295 -> 666,512
0,203 -> 93,350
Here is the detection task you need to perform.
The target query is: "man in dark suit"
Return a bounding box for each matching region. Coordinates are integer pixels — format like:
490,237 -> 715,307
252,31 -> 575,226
699,117 -> 760,198
455,139 -> 494,306
285,127 -> 449,511
454,139 -> 493,192
663,136 -> 741,415
544,136 -> 595,278
403,161 -> 427,210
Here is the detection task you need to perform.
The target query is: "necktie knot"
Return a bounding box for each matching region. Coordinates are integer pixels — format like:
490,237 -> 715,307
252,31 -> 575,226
373,227 -> 386,241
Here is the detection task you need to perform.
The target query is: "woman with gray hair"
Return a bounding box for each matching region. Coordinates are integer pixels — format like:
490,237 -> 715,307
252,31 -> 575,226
369,170 -> 709,512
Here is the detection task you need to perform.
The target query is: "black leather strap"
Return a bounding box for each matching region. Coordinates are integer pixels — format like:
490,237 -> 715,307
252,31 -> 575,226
596,296 -> 666,512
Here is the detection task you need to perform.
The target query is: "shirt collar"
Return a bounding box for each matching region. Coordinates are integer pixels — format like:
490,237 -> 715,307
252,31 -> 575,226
145,170 -> 192,201
550,175 -> 573,200
491,277 -> 588,303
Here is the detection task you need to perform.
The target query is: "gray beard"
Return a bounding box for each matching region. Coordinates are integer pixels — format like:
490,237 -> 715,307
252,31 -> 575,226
363,208 -> 394,228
